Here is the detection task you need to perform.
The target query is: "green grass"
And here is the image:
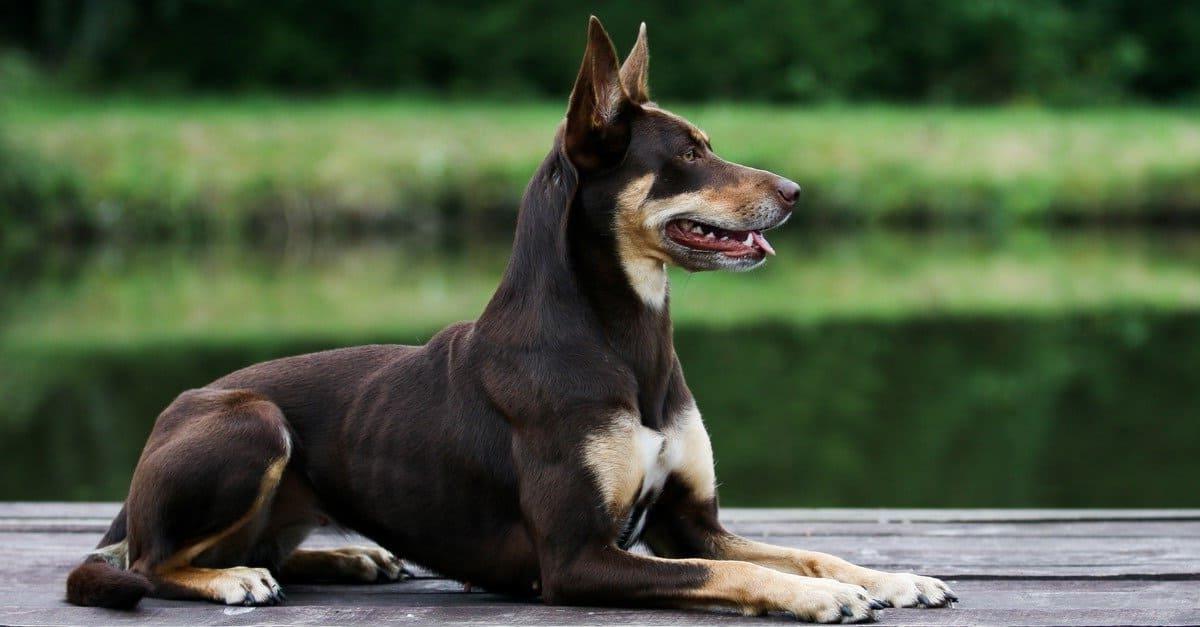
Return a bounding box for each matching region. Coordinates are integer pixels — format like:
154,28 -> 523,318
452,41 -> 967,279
5,231 -> 1200,351
5,94 -> 1200,235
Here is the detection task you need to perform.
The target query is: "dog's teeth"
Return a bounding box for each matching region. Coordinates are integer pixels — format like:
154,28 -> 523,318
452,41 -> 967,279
743,234 -> 754,246
704,232 -> 716,240
691,225 -> 704,235
720,235 -> 729,241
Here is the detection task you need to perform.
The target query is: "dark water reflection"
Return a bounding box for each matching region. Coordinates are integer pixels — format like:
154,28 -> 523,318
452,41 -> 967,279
2,231 -> 1199,505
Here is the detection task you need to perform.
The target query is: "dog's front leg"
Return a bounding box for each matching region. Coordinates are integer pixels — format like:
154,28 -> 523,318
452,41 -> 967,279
709,534 -> 957,609
512,418 -> 878,622
643,483 -> 957,610
540,544 -> 880,622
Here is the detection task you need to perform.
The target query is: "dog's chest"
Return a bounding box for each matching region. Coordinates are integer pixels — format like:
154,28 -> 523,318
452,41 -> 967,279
616,426 -> 685,548
582,406 -> 714,549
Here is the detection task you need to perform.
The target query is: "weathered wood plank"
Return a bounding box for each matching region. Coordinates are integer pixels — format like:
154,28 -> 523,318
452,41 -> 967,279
3,505 -> 1198,625
2,604 -> 1198,626
4,580 -> 1198,610
9,532 -> 1200,579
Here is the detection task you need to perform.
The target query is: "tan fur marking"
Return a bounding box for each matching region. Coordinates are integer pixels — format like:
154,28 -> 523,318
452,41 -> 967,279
281,546 -> 404,583
621,257 -> 668,309
714,536 -> 849,579
583,406 -> 713,524
581,413 -> 663,514
622,177 -> 770,244
665,404 -> 716,501
680,559 -> 875,621
611,109 -> 776,305
712,535 -> 955,608
613,171 -> 766,309
156,565 -> 281,605
690,560 -> 795,616
614,173 -> 670,308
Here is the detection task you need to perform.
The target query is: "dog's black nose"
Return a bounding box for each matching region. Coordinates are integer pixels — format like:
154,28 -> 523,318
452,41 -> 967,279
776,179 -> 801,206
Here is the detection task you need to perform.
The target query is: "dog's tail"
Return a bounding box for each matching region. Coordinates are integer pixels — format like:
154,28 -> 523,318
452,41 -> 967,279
66,560 -> 152,609
65,504 -> 153,609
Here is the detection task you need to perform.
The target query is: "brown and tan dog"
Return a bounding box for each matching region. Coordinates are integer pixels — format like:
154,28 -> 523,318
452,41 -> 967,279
66,18 -> 956,622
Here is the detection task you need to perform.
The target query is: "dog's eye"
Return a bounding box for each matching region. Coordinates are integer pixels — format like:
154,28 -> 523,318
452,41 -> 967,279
681,148 -> 699,162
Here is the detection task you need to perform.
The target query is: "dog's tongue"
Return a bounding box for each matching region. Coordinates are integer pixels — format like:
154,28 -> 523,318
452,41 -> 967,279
751,231 -> 776,256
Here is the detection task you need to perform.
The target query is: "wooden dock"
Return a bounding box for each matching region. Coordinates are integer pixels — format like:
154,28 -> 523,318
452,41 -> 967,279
3,504 -> 1198,625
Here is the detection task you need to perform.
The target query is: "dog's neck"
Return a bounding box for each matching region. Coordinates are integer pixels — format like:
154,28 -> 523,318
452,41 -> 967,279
482,144 -> 669,323
568,211 -> 669,328
478,146 -> 676,424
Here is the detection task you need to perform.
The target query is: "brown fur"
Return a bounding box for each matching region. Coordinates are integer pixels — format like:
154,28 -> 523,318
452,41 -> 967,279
65,561 -> 153,610
64,17 -> 953,622
279,547 -> 404,583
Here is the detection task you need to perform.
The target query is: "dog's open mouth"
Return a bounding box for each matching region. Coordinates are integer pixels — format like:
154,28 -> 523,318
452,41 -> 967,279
665,219 -> 776,258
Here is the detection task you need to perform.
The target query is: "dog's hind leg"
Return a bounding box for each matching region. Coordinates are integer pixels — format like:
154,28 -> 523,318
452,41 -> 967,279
123,389 -> 293,605
278,546 -> 410,584
268,472 -> 409,585
147,452 -> 289,605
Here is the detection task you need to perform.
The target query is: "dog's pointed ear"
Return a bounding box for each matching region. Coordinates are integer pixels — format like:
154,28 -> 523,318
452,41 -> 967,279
620,23 -> 650,105
565,16 -> 633,170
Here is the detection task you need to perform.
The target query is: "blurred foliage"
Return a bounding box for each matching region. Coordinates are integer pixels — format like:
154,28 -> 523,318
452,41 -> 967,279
4,95 -> 1200,243
3,2 -> 1199,508
0,135 -> 84,273
3,311 -> 1198,505
6,233 -> 1200,349
2,234 -> 1197,504
1,0 -> 1199,104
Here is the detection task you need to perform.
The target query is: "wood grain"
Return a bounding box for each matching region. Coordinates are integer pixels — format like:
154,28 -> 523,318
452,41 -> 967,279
2,504 -> 1197,625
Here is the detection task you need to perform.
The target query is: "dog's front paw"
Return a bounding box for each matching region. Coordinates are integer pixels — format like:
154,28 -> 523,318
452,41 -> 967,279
862,571 -> 956,609
783,579 -> 877,623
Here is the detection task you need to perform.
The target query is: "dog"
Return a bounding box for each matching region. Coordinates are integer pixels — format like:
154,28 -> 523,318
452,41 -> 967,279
65,17 -> 956,622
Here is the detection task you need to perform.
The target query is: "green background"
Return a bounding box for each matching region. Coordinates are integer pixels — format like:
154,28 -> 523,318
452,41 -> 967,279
2,2 -> 1198,505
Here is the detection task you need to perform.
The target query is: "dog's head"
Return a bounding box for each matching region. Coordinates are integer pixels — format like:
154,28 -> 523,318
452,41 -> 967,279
563,18 -> 799,282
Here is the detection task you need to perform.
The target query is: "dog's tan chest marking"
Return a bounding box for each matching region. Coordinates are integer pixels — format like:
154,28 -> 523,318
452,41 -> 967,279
583,405 -> 716,544
667,404 -> 716,501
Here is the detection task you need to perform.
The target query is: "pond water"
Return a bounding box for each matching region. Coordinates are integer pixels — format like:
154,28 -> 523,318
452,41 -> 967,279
2,230 -> 1199,505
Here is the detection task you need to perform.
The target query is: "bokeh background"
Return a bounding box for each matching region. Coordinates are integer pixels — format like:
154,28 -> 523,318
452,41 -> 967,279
2,1 -> 1199,506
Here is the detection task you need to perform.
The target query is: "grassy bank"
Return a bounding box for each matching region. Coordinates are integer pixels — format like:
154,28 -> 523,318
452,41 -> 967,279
5,95 -> 1200,239
5,231 -> 1200,350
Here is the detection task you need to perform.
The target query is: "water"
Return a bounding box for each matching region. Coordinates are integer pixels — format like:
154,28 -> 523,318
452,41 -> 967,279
3,230 -> 1199,505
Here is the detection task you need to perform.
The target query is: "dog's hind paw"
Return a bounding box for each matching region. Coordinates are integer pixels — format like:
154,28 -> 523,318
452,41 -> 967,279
334,546 -> 409,583
213,567 -> 285,606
